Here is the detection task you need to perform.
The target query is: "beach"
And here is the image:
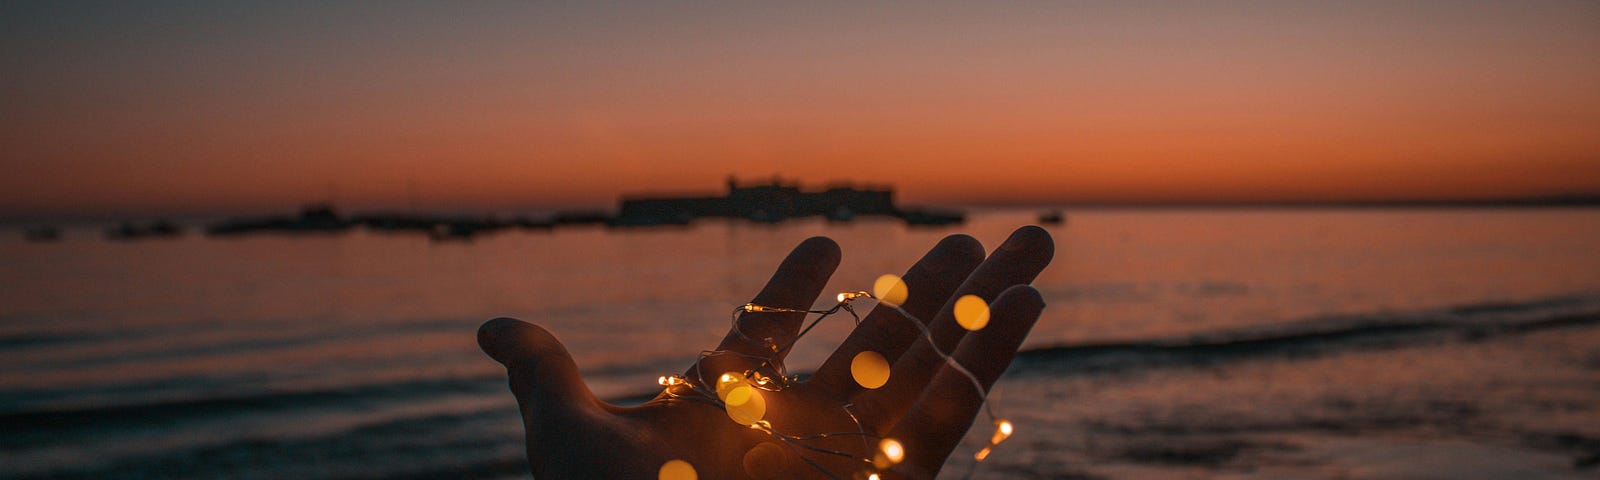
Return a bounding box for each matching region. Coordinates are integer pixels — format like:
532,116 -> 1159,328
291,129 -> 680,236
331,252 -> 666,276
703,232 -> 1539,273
3,208 -> 1598,479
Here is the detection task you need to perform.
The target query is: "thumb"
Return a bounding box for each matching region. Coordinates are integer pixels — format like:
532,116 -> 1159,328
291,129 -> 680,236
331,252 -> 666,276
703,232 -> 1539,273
479,317 -> 599,415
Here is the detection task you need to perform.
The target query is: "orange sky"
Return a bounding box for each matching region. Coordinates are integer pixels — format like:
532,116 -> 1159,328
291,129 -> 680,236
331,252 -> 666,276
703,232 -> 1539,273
3,1 -> 1598,219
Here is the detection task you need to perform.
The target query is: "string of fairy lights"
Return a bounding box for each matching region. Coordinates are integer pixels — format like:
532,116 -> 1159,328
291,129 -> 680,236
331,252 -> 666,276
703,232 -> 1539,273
654,274 -> 1014,480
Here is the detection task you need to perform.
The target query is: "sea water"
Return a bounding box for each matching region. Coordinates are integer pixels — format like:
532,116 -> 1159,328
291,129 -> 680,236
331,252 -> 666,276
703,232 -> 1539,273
2,208 -> 1598,479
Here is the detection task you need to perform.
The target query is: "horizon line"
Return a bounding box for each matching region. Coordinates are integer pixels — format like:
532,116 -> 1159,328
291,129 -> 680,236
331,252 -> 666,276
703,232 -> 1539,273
5,194 -> 1600,225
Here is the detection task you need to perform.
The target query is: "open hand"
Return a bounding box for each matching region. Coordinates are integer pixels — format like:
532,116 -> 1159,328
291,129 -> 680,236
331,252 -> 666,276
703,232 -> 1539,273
479,226 -> 1053,479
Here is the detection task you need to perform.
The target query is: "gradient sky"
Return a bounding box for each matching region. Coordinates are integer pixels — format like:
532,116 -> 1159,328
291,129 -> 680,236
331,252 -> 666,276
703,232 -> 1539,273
3,1 -> 1598,219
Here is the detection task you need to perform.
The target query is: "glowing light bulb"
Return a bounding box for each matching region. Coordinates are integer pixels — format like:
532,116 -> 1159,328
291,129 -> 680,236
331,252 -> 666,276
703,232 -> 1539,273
879,438 -> 905,465
975,419 -> 1014,462
659,459 -> 697,480
872,274 -> 908,306
850,350 -> 891,389
715,372 -> 744,401
724,385 -> 766,425
868,475 -> 881,480
836,291 -> 871,303
726,385 -> 753,405
990,419 -> 1013,445
954,294 -> 990,331
748,371 -> 775,387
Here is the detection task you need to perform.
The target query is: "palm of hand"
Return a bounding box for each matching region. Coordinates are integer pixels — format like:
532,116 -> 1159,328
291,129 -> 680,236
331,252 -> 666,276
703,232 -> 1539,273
480,227 -> 1052,479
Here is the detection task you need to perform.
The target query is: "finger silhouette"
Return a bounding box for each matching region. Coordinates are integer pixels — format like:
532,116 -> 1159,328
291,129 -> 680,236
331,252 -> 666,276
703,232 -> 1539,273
699,237 -> 841,377
885,285 -> 1045,478
478,318 -> 599,431
854,226 -> 1052,429
809,234 -> 984,398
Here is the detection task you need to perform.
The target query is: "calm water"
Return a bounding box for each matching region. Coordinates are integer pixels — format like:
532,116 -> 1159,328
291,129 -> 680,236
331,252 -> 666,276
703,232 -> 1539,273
3,208 -> 1599,479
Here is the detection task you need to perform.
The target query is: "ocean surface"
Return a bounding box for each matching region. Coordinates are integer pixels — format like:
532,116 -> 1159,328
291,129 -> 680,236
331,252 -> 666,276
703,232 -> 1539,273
3,208 -> 1599,479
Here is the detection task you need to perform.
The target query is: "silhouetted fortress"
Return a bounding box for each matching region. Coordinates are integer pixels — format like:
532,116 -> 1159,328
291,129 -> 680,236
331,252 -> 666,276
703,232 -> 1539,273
613,176 -> 959,226
200,177 -> 963,240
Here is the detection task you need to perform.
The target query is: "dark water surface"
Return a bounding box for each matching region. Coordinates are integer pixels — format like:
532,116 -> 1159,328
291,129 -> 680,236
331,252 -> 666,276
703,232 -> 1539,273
3,208 -> 1598,479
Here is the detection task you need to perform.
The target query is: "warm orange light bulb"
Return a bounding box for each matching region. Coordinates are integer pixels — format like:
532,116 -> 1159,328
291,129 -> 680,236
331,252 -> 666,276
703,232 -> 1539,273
836,291 -> 871,303
879,438 -> 905,464
975,419 -> 1013,462
850,350 -> 891,389
723,385 -> 766,426
990,419 -> 1013,445
872,274 -> 908,306
659,459 -> 697,480
954,294 -> 990,331
715,372 -> 745,401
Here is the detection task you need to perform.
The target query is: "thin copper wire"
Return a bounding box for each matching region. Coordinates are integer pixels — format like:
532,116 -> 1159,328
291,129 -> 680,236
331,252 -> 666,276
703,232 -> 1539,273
662,291 -> 1007,479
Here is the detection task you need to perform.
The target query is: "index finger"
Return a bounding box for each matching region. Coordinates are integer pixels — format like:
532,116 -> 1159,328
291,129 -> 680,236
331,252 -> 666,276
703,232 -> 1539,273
692,236 -> 841,379
852,226 -> 1052,429
884,285 -> 1045,478
807,234 -> 985,398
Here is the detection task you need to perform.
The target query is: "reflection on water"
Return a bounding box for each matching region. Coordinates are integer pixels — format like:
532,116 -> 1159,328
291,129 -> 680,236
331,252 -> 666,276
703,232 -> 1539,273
2,208 -> 1598,479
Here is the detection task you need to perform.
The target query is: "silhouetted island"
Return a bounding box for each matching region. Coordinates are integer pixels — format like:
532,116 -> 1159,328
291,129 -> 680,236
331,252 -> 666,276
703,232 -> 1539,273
206,204 -> 546,241
105,219 -> 183,241
200,177 -> 964,239
206,205 -> 352,236
23,226 -> 62,242
1038,210 -> 1065,225
612,176 -> 964,227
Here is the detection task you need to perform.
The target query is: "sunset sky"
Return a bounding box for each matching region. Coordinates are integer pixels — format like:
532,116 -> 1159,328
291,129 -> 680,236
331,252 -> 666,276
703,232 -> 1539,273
3,1 -> 1598,220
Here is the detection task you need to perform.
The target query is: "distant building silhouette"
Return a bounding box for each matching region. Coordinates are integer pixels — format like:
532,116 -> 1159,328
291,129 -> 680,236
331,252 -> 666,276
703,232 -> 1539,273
613,176 -> 924,226
199,176 -> 965,238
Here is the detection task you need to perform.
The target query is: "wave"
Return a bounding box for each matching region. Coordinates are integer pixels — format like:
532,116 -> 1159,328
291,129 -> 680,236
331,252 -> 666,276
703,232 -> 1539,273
5,404 -> 530,480
0,375 -> 505,447
1010,293 -> 1600,376
0,332 -> 81,348
0,315 -> 479,371
15,294 -> 1592,435
8,294 -> 1599,479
